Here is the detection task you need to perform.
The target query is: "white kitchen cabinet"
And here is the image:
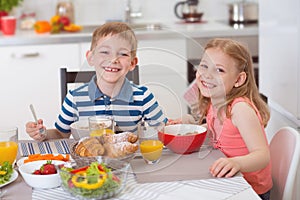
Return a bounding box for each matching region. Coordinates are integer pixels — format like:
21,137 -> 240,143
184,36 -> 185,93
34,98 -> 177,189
137,38 -> 188,119
259,0 -> 300,126
0,44 -> 80,139
78,42 -> 90,70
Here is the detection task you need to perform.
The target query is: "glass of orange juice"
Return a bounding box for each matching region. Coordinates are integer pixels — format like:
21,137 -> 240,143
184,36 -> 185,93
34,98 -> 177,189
138,120 -> 165,164
0,126 -> 18,166
88,116 -> 114,137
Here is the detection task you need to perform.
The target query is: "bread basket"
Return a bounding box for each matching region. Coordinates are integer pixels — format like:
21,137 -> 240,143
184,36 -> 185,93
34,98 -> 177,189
70,140 -> 136,167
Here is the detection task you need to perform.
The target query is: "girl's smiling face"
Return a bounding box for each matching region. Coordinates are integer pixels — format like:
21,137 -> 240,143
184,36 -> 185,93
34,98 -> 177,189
87,33 -> 137,84
196,47 -> 244,102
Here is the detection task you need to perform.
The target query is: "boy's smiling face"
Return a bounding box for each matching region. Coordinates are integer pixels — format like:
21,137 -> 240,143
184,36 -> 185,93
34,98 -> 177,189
87,33 -> 137,84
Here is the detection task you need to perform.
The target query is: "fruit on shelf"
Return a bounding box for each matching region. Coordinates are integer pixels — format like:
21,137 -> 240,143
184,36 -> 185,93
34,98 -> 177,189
63,23 -> 82,32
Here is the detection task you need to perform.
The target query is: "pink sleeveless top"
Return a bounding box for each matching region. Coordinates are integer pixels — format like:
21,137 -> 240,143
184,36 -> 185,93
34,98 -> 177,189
206,97 -> 272,194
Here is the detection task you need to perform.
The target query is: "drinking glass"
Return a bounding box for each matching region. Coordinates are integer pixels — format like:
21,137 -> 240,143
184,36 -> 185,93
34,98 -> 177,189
0,126 -> 18,165
138,120 -> 164,164
1,16 -> 17,35
88,116 -> 114,137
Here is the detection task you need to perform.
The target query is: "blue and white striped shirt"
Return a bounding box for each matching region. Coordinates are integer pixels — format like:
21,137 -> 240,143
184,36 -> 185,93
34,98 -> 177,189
55,76 -> 167,134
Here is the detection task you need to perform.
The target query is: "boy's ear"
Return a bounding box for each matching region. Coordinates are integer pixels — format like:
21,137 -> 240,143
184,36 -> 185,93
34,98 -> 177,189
129,57 -> 138,71
86,50 -> 94,66
234,71 -> 247,87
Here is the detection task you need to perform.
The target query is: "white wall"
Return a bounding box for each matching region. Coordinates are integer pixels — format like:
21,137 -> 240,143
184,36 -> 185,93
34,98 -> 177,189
15,0 -> 243,25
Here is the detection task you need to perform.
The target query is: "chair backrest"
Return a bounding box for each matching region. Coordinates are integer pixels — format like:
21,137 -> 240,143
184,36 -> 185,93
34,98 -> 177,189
270,126 -> 300,200
60,66 -> 139,103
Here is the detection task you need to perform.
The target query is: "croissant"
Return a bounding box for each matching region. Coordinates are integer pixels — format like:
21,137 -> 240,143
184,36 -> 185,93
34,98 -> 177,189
74,133 -> 139,158
103,142 -> 138,158
75,137 -> 105,157
102,132 -> 138,144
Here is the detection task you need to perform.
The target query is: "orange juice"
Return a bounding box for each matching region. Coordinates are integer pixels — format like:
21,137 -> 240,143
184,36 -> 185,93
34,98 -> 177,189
140,140 -> 163,162
90,129 -> 114,137
0,141 -> 18,165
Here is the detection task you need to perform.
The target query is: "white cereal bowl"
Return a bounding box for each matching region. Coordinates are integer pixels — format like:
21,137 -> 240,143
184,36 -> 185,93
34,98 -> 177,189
70,120 -> 90,140
18,160 -> 66,189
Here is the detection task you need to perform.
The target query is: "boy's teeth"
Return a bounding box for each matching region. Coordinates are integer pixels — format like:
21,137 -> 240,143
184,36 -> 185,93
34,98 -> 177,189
105,67 -> 119,72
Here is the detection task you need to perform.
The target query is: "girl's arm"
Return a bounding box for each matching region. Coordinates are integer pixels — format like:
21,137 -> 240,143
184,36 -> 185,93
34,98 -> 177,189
210,102 -> 270,178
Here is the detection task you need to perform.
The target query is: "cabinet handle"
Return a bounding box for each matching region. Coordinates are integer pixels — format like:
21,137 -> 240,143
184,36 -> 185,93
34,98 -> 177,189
11,52 -> 40,58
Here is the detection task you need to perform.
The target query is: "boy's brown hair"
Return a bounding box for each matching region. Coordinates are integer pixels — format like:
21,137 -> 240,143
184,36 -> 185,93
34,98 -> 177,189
90,22 -> 138,58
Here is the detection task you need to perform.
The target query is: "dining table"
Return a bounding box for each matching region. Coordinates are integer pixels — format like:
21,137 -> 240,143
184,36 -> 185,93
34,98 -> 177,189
0,138 -> 261,200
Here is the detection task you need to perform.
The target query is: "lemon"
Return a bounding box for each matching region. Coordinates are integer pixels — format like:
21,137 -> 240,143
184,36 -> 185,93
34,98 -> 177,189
90,129 -> 114,137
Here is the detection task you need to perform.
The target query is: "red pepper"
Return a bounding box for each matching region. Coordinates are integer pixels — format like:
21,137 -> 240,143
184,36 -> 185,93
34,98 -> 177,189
98,165 -> 104,172
112,174 -> 120,183
70,166 -> 89,174
34,21 -> 51,34
71,164 -> 105,174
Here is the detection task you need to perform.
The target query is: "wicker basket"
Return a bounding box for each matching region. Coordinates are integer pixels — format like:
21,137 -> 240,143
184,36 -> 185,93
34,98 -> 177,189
69,141 -> 136,167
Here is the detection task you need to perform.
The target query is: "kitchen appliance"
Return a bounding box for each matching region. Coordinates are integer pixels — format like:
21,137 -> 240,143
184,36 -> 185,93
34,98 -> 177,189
174,0 -> 203,23
228,1 -> 258,24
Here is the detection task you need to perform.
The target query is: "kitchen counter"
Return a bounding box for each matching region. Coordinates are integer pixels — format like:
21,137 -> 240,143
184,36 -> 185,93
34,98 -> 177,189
0,20 -> 258,46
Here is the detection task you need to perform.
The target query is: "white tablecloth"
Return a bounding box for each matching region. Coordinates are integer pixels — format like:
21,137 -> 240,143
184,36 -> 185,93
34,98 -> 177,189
32,172 -> 260,200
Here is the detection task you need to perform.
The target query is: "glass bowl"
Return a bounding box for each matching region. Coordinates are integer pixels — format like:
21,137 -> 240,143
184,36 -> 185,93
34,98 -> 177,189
58,158 -> 129,200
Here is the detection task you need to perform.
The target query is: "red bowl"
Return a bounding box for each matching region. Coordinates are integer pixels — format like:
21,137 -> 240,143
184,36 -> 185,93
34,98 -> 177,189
158,124 -> 207,154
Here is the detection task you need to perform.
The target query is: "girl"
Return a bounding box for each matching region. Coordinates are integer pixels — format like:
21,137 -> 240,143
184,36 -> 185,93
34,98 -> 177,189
196,38 -> 272,200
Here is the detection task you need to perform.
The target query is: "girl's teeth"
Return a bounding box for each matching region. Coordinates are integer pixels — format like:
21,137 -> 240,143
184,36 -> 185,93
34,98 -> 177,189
202,81 -> 214,88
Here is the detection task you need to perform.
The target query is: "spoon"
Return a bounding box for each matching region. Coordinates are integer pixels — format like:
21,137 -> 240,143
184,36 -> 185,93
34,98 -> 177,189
0,190 -> 7,198
29,104 -> 46,134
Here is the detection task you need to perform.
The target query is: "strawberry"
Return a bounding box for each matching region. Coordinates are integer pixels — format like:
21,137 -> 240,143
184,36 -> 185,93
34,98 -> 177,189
40,161 -> 57,175
33,169 -> 41,175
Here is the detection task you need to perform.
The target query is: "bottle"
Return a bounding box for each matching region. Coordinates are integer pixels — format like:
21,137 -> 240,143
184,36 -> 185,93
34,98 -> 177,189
56,0 -> 74,23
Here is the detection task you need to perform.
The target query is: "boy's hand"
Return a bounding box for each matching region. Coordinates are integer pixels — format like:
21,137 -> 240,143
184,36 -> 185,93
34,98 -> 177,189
25,119 -> 47,141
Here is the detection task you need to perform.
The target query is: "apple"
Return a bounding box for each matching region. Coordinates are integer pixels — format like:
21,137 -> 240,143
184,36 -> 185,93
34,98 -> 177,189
58,16 -> 70,27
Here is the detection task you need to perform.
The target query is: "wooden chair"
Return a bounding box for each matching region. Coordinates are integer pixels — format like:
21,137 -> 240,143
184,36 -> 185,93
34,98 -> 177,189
60,66 -> 139,103
270,126 -> 300,200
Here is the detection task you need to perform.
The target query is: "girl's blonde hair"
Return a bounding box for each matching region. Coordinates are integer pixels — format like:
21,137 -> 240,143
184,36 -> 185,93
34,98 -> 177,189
90,22 -> 138,58
198,38 -> 270,127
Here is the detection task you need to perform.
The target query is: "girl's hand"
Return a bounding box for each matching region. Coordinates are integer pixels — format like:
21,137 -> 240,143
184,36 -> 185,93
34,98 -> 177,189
25,119 -> 47,141
209,157 -> 241,178
167,118 -> 182,125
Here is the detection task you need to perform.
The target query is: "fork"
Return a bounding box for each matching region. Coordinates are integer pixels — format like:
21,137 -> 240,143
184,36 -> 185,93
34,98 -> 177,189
29,104 -> 46,134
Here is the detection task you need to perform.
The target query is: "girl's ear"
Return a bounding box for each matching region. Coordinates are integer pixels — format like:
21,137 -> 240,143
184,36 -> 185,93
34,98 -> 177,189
86,50 -> 94,66
234,71 -> 247,87
129,57 -> 138,71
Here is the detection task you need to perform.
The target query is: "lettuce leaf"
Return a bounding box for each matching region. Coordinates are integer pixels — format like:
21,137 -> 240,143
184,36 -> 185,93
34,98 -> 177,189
0,161 -> 13,184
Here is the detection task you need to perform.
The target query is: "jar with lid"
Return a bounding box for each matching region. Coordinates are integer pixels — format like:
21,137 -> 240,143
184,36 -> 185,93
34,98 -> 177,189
19,11 -> 36,30
56,0 -> 74,23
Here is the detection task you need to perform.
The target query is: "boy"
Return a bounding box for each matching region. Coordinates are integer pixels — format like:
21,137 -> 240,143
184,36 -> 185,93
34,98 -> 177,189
26,22 -> 167,141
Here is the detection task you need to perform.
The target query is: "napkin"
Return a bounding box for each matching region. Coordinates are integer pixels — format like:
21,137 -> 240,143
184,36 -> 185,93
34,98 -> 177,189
18,139 -> 72,157
130,150 -> 225,183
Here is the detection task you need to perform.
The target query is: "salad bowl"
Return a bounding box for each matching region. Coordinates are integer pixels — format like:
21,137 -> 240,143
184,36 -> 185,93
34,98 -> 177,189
58,158 -> 129,199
